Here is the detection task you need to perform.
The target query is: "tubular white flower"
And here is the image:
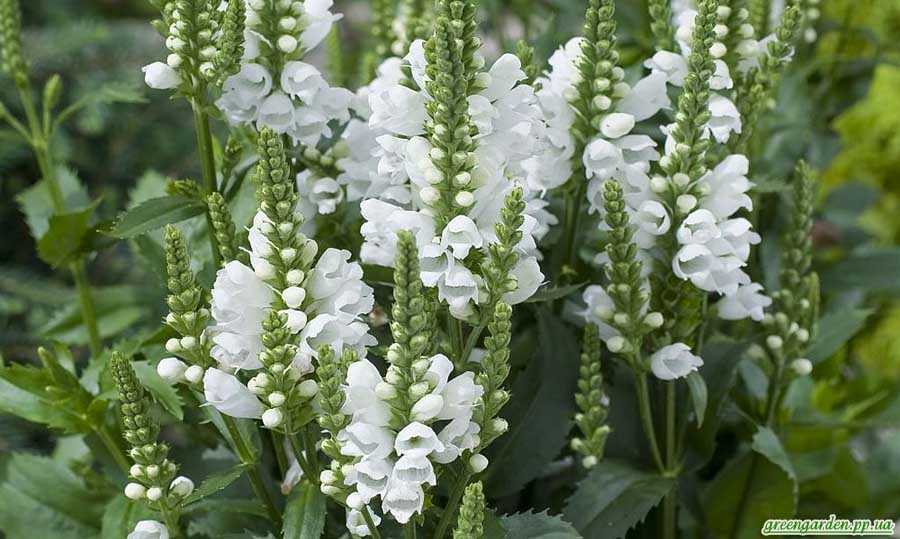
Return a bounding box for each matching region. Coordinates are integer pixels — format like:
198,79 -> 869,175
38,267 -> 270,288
128,520 -> 169,539
650,343 -> 704,381
142,62 -> 179,90
156,357 -> 188,383
202,368 -> 263,419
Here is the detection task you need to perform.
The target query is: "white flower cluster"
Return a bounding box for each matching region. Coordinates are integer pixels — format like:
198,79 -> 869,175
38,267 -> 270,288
215,0 -> 353,146
159,210 -> 375,420
342,43 -> 557,318
332,354 -> 483,526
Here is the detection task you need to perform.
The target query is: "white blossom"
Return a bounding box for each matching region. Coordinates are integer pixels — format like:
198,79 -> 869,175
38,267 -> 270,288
203,368 -> 263,419
650,343 -> 703,380
128,521 -> 169,539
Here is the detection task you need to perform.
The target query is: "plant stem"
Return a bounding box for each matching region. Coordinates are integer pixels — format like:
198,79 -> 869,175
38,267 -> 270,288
729,357 -> 786,539
287,429 -> 317,484
558,181 -> 588,277
633,371 -> 666,472
433,470 -> 471,539
191,103 -> 222,267
361,506 -> 383,539
158,501 -> 183,539
17,83 -> 103,356
96,424 -> 130,473
662,380 -> 677,539
405,523 -> 418,539
271,432 -> 289,478
221,415 -> 283,527
303,425 -> 320,476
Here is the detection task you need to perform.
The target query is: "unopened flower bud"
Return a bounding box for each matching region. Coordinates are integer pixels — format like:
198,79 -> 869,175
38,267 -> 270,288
676,194 -> 698,214
644,312 -> 664,328
766,335 -> 783,350
282,286 -> 306,308
277,35 -> 299,53
130,465 -> 144,477
184,365 -> 205,384
146,487 -> 163,501
420,187 -> 440,205
262,408 -> 284,428
455,191 -> 475,207
411,394 -> 444,422
268,391 -> 286,406
165,338 -> 181,353
346,492 -> 363,510
469,453 -> 489,473
298,379 -> 319,398
790,358 -> 813,376
607,336 -> 626,353
125,483 -> 146,500
286,269 -> 305,285
157,357 -> 188,383
146,464 -> 160,478
169,476 -> 194,498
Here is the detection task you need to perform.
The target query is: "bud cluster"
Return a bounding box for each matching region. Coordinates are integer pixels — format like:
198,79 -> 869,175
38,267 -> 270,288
0,0 -> 27,86
160,225 -> 213,385
150,0 -> 223,91
112,352 -> 194,510
206,192 -> 245,265
480,188 -> 525,309
473,301 -> 512,449
421,0 -> 481,230
571,324 -> 611,469
453,481 -> 486,539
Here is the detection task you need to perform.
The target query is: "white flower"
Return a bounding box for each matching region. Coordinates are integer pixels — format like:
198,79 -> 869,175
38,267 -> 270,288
210,261 -> 272,370
218,63 -> 272,115
437,262 -> 480,316
580,285 -> 621,342
650,343 -> 703,380
634,200 -> 671,248
707,95 -> 742,143
339,422 -> 395,460
440,216 -> 483,259
342,360 -> 391,426
142,62 -> 179,90
297,171 -> 344,214
480,53 -> 526,101
300,313 -> 376,359
503,256 -> 544,305
672,243 -> 746,295
432,416 -> 480,464
391,454 -> 437,486
698,154 -> 753,220
394,422 -> 444,457
156,357 -> 188,383
644,51 -> 688,86
306,248 -> 375,319
437,371 -> 483,422
347,458 -> 393,502
718,282 -> 772,321
359,200 -> 435,267
600,113 -> 636,139
346,508 -> 381,537
677,209 -> 722,245
382,481 -> 424,524
617,71 -> 671,121
369,85 -> 427,137
203,368 -> 263,419
257,92 -> 296,134
300,0 -> 343,52
280,61 -> 326,101
128,520 -> 169,539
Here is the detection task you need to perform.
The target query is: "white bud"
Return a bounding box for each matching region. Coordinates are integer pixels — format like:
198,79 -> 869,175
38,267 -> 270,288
474,72 -> 492,88
184,365 -> 205,384
583,455 -> 599,468
411,394 -> 444,422
804,28 -> 817,43
425,167 -> 444,185
375,381 -> 397,400
280,248 -> 297,262
165,338 -> 181,353
713,24 -> 729,39
469,453 -> 489,473
739,23 -> 755,38
611,67 -> 625,81
346,492 -> 363,510
650,176 -> 668,194
491,418 -> 508,433
166,53 -> 182,68
790,358 -> 813,376
146,487 -> 164,501
592,95 -> 612,111
796,329 -> 810,343
676,194 -> 698,214
716,5 -> 732,18
180,336 -> 197,350
146,464 -> 160,478
286,269 -> 305,285
736,39 -> 758,57
643,312 -> 664,328
157,357 -> 188,383
282,286 -> 306,308
130,465 -> 144,478
298,379 -> 319,398
455,191 -> 475,207
613,313 -> 629,326
607,336 -> 626,353
277,35 -> 299,53
710,42 -> 727,58
255,259 -> 276,280
268,391 -> 287,406
420,186 -> 441,205
766,335 -> 784,350
279,16 -> 298,31
169,476 -> 194,498
454,172 -> 472,187
124,483 -> 146,500
262,408 -> 284,428
320,470 -> 337,484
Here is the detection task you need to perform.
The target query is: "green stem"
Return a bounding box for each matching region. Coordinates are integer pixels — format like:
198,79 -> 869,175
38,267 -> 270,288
271,432 -> 289,478
17,83 -> 103,356
158,502 -> 183,539
361,506 -> 383,539
96,424 -> 130,473
287,429 -> 317,484
729,357 -> 786,539
662,380 -> 677,539
221,415 -> 283,527
634,372 -> 666,472
303,425 -> 321,476
191,103 -> 222,267
405,523 -> 418,539
559,180 -> 588,277
433,470 -> 471,539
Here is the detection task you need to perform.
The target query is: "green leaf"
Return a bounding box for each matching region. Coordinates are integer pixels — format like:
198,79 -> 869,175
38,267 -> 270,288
807,308 -> 873,364
183,498 -> 268,517
0,453 -> 108,539
703,432 -> 798,539
55,81 -> 147,127
484,310 -> 580,496
15,167 -> 90,239
101,497 -> 151,539
36,200 -> 100,267
182,463 -> 251,506
133,360 -> 184,421
283,481 -> 327,539
523,282 -> 587,304
497,511 -> 582,539
821,248 -> 900,292
38,285 -> 148,343
109,195 -> 206,239
563,460 -> 673,539
685,371 -> 708,428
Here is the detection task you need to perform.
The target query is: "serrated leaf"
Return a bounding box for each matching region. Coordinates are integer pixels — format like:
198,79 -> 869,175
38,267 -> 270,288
0,453 -> 108,539
484,310 -> 580,496
283,481 -> 327,539
36,200 -> 100,267
685,371 -> 708,428
15,167 -> 90,239
752,427 -> 797,483
807,308 -> 873,364
182,463 -> 251,506
563,460 -> 673,539
133,360 -> 184,421
109,195 -> 206,239
498,511 -> 582,539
